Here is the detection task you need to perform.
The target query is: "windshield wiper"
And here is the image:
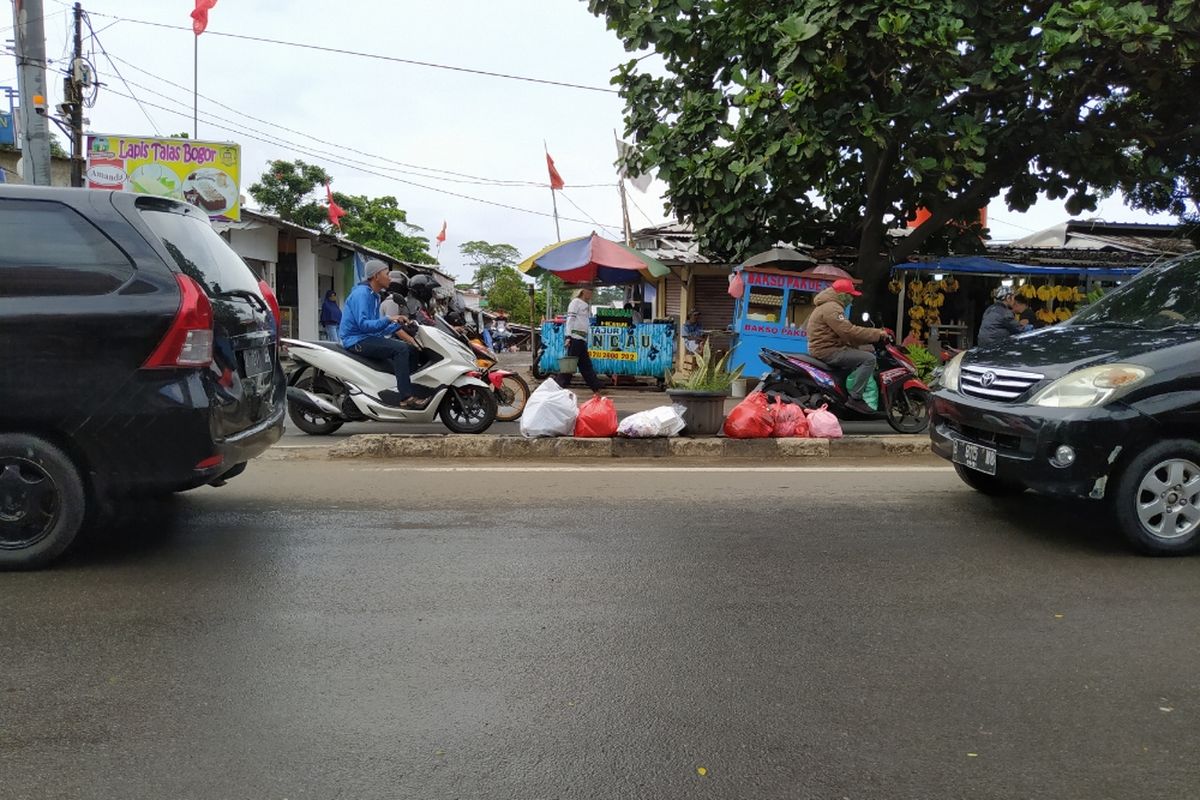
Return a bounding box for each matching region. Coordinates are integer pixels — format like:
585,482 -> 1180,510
211,289 -> 269,314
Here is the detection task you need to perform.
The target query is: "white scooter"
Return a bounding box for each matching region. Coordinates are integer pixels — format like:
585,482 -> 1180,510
283,322 -> 498,435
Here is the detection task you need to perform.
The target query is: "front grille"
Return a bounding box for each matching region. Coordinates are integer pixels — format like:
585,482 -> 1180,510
960,364 -> 1044,402
947,420 -> 1025,453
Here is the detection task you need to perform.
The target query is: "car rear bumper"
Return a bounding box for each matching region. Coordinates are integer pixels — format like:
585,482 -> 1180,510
929,389 -> 1153,499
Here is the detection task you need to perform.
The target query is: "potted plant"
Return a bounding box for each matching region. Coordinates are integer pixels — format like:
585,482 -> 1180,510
666,343 -> 743,436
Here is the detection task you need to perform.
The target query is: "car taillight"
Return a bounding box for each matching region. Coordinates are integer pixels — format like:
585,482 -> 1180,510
258,279 -> 282,330
142,274 -> 214,369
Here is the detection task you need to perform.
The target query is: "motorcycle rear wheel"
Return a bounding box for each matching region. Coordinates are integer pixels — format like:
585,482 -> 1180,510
440,385 -> 498,434
886,386 -> 931,434
494,374 -> 531,422
288,373 -> 345,436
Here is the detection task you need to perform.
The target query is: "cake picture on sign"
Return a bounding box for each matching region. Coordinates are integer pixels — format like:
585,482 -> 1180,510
183,167 -> 235,214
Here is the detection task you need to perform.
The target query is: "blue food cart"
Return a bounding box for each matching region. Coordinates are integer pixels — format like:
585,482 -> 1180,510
538,307 -> 676,380
728,267 -> 838,379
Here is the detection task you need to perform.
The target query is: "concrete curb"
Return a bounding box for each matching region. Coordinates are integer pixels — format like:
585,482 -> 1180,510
308,434 -> 931,461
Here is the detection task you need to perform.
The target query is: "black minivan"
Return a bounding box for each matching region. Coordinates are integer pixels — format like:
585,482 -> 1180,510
0,186 -> 285,568
931,252 -> 1200,555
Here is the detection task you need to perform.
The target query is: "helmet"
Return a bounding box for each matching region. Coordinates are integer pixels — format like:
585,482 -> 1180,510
386,271 -> 408,298
994,285 -> 1015,301
408,273 -> 437,304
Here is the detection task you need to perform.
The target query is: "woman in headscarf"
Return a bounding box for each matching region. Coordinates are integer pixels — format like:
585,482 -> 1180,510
320,289 -> 343,343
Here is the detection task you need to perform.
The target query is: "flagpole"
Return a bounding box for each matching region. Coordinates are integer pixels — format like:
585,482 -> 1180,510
544,140 -> 559,319
193,34 -> 198,138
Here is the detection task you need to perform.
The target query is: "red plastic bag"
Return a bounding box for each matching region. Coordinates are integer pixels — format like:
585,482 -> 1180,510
804,404 -> 843,439
574,395 -> 618,437
728,271 -> 745,299
771,399 -> 809,438
723,392 -> 775,439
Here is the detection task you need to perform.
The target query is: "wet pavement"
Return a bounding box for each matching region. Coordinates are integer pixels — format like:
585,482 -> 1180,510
3,461 -> 1198,799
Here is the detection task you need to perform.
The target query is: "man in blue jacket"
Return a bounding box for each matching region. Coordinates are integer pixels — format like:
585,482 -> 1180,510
340,260 -> 424,407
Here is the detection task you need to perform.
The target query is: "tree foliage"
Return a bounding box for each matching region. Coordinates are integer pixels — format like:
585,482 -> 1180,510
248,159 -> 433,264
588,0 -> 1200,306
486,267 -> 537,325
460,240 -> 522,294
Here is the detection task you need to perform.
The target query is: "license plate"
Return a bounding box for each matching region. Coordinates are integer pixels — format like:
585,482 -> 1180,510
953,438 -> 997,476
242,346 -> 271,377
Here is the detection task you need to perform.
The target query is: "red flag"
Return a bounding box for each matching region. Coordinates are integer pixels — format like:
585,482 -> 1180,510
191,0 -> 218,36
436,221 -> 447,244
326,183 -> 346,229
545,152 -> 565,190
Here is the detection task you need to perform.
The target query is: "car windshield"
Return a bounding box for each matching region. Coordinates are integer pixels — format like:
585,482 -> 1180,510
1069,254 -> 1200,330
138,203 -> 261,296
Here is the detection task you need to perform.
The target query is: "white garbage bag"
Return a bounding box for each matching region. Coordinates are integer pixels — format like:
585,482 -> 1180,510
616,405 -> 687,438
520,380 -> 579,438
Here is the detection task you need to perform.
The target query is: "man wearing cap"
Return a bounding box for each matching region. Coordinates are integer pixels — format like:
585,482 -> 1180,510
977,285 -> 1029,347
806,278 -> 888,415
339,259 -> 424,407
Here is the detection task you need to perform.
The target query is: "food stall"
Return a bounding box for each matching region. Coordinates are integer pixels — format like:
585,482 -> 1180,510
728,266 -> 844,378
537,307 -> 676,379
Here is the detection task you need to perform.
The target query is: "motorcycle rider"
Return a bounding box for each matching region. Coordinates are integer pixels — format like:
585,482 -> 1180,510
339,259 -> 425,408
806,278 -> 889,415
978,285 -> 1031,346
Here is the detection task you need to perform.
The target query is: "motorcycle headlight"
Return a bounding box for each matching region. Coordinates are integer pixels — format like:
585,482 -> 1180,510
1029,364 -> 1152,408
941,352 -> 965,392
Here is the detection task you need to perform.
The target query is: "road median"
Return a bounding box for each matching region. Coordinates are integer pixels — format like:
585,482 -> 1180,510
266,434 -> 932,461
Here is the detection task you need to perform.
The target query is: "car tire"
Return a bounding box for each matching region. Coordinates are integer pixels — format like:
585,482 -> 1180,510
1113,440 -> 1200,556
0,434 -> 87,570
954,463 -> 1027,496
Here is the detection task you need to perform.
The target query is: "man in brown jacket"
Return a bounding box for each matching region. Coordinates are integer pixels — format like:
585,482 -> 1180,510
807,278 -> 888,414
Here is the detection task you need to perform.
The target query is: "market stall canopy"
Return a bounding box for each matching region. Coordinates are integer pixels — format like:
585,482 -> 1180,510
743,246 -> 816,269
892,255 -> 1143,279
519,233 -> 670,284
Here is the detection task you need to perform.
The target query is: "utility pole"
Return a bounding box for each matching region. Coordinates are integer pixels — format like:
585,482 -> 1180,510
67,2 -> 84,187
11,0 -> 53,185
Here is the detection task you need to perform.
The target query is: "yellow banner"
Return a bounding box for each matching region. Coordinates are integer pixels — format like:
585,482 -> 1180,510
85,134 -> 241,221
591,350 -> 638,362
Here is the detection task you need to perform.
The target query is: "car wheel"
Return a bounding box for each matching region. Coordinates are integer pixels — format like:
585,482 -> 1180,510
1114,440 -> 1200,556
287,373 -> 345,436
0,434 -> 87,570
953,464 -> 1027,496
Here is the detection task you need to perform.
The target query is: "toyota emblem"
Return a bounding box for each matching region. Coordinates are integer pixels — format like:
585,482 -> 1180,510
980,371 -> 997,388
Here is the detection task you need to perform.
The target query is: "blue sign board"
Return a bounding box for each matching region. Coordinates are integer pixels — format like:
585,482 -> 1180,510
539,320 -> 676,378
729,270 -> 834,378
0,111 -> 14,146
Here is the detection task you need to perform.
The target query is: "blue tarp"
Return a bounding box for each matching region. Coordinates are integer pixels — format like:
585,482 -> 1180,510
892,255 -> 1142,279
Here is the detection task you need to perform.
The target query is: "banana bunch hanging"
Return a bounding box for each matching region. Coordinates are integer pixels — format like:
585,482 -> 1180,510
909,305 -> 926,321
1055,307 -> 1074,322
888,279 -> 904,295
1037,285 -> 1054,302
1019,283 -> 1038,299
1036,308 -> 1057,325
943,277 -> 960,292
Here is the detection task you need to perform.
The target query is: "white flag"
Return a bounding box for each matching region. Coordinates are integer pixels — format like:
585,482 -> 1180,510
615,136 -> 653,193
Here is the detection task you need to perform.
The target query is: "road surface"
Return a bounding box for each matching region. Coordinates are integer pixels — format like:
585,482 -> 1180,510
4,460 -> 1197,799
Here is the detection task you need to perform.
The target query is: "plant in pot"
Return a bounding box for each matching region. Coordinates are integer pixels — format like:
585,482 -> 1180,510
665,343 -> 743,436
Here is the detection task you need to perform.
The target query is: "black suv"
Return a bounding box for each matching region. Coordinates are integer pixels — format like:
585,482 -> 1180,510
0,186 -> 285,568
931,252 -> 1200,555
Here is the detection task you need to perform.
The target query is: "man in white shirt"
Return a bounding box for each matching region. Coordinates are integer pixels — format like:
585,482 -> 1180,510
556,287 -> 606,393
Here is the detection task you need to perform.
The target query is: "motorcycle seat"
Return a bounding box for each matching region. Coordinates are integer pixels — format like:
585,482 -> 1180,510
784,352 -> 838,373
312,341 -> 396,373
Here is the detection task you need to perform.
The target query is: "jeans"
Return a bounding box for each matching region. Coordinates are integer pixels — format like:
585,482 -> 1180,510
557,336 -> 604,392
323,324 -> 340,343
351,337 -> 414,398
824,348 -> 876,399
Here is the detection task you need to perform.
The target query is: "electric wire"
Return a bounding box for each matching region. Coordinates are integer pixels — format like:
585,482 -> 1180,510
84,11 -> 618,94
99,85 -> 623,228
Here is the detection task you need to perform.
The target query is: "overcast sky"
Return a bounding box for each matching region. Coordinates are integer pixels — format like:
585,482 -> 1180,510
4,0 -> 1178,281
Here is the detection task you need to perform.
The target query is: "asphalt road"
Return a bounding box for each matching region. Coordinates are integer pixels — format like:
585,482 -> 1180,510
4,461 -> 1198,799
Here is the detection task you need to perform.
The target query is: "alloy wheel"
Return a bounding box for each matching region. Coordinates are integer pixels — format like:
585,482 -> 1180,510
1136,458 -> 1200,540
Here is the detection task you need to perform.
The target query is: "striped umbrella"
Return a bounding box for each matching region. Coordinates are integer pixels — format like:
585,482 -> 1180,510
518,233 -> 670,285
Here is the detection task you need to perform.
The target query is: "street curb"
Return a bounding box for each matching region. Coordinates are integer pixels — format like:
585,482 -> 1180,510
312,434 -> 931,461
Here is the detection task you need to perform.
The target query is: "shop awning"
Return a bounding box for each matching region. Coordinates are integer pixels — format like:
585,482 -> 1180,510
891,255 -> 1143,279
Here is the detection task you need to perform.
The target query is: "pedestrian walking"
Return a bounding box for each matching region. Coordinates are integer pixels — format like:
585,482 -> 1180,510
557,287 -> 606,394
320,290 -> 342,343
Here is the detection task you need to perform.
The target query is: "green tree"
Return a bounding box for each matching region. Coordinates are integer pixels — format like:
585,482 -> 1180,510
248,159 -> 331,228
486,266 -> 537,325
589,0 -> 1200,308
335,193 -> 434,264
460,240 -> 522,294
248,159 -> 434,263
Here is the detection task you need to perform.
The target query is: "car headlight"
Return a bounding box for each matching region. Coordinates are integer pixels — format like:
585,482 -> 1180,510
1029,364 -> 1152,408
941,352 -> 965,392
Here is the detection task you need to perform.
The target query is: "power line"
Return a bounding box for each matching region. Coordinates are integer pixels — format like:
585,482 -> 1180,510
85,11 -> 618,94
84,17 -> 159,135
0,8 -> 69,37
99,85 -> 623,228
98,50 -> 615,190
626,190 -> 659,228
558,190 -> 622,239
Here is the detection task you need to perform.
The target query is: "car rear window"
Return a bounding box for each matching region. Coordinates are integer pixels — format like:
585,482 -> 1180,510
138,204 -> 261,296
0,198 -> 135,297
